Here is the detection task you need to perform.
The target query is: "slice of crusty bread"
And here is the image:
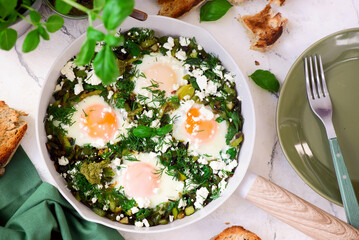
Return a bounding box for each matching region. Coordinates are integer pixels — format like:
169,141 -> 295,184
228,0 -> 247,5
158,0 -> 205,18
238,4 -> 287,52
269,0 -> 286,6
212,226 -> 262,240
0,101 -> 27,177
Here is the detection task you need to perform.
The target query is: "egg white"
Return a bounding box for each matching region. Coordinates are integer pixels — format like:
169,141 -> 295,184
172,100 -> 228,158
111,152 -> 184,208
66,95 -> 128,148
133,53 -> 187,101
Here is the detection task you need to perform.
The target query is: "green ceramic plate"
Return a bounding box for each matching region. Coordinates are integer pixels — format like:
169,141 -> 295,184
277,28 -> 359,206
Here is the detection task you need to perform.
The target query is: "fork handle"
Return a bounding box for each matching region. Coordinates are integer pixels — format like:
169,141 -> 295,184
329,138 -> 359,228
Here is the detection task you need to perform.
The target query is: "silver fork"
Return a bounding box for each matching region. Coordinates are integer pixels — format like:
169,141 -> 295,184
304,54 -> 359,228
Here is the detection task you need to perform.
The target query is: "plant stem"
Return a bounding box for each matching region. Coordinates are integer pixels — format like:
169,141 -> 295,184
20,4 -> 35,12
61,0 -> 91,14
16,13 -> 33,25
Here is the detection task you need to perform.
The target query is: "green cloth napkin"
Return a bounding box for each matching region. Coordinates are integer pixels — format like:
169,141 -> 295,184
0,146 -> 124,240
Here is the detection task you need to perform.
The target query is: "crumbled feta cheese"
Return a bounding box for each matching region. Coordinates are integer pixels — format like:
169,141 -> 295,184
209,160 -> 226,173
92,197 -> 97,203
54,81 -> 64,92
121,48 -> 127,54
74,79 -> 84,95
218,179 -> 227,193
197,156 -> 208,165
213,65 -> 224,78
135,221 -> 143,228
103,205 -> 108,211
179,36 -> 190,46
143,109 -> 153,118
224,73 -> 235,83
48,115 -> 54,121
108,90 -> 114,99
131,207 -> 139,214
47,135 -> 52,140
58,156 -> 69,166
178,198 -> 187,209
163,37 -> 174,50
194,187 -> 209,209
135,197 -> 151,208
85,70 -> 102,85
151,119 -> 160,128
175,49 -> 187,61
169,215 -> 174,222
95,42 -> 103,53
143,219 -> 150,227
61,61 -> 76,81
116,215 -> 121,221
197,45 -> 203,50
196,75 -> 208,91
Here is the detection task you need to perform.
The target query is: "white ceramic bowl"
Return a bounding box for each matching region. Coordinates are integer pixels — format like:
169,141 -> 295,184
36,15 -> 256,233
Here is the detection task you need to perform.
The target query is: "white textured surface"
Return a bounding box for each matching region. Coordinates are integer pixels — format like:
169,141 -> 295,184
1,0 -> 357,239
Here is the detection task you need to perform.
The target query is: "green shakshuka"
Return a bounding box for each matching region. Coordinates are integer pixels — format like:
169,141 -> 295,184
44,28 -> 244,227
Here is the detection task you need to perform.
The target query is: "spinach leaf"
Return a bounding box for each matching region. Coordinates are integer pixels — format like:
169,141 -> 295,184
200,0 -> 232,22
249,69 -> 280,93
133,126 -> 155,138
93,45 -> 119,85
0,28 -> 17,51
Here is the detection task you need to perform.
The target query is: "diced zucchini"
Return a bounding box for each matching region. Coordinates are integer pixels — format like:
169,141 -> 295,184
185,206 -> 195,216
93,207 -> 106,217
119,217 -> 129,224
172,208 -> 178,219
176,84 -> 195,100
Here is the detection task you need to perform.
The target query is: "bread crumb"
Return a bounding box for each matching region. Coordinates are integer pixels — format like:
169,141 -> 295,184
225,222 -> 230,225
238,4 -> 287,52
255,61 -> 260,66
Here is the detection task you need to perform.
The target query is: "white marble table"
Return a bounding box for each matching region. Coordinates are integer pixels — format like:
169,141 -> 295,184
1,0 -> 358,239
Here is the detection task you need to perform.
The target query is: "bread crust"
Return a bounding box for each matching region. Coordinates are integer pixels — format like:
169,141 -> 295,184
158,0 -> 205,18
0,101 -> 27,176
212,226 -> 262,240
269,0 -> 286,6
238,4 -> 287,52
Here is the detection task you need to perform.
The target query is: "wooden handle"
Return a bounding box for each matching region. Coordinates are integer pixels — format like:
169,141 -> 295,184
329,138 -> 359,228
130,9 -> 148,21
246,176 -> 359,240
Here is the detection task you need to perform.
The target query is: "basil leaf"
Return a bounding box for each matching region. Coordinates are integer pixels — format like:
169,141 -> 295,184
55,0 -> 72,15
93,45 -> 119,85
249,69 -> 280,93
45,15 -> 64,33
200,0 -> 232,22
87,26 -> 105,41
156,124 -> 173,136
0,0 -> 16,18
38,26 -> 50,40
0,28 -> 17,51
75,39 -> 96,66
93,0 -> 106,11
105,34 -> 124,47
30,11 -> 41,23
22,29 -> 40,53
133,126 -> 154,138
102,0 -> 134,31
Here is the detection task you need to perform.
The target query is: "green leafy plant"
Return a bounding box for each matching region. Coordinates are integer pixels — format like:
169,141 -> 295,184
200,0 -> 232,22
249,69 -> 280,93
55,0 -> 134,85
0,0 -> 64,51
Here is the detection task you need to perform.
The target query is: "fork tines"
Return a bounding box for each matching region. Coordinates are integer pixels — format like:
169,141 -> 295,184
304,54 -> 329,100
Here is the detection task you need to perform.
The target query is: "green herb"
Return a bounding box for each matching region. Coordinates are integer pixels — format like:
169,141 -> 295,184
133,125 -> 155,138
0,29 -> 17,51
156,124 -> 173,136
249,69 -> 280,93
200,0 -> 232,22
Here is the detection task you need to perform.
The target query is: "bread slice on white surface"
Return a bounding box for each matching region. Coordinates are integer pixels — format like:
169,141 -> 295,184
0,101 -> 28,177
238,4 -> 287,52
157,0 -> 205,18
212,226 -> 262,240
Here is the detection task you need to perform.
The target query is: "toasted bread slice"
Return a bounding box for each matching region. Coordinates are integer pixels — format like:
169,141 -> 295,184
0,101 -> 27,177
238,4 -> 287,52
212,226 -> 262,240
269,0 -> 286,6
227,0 -> 247,5
158,0 -> 205,18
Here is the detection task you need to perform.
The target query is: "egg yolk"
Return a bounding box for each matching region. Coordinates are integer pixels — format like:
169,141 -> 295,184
144,63 -> 178,96
123,162 -> 160,198
80,104 -> 118,141
185,108 -> 217,142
